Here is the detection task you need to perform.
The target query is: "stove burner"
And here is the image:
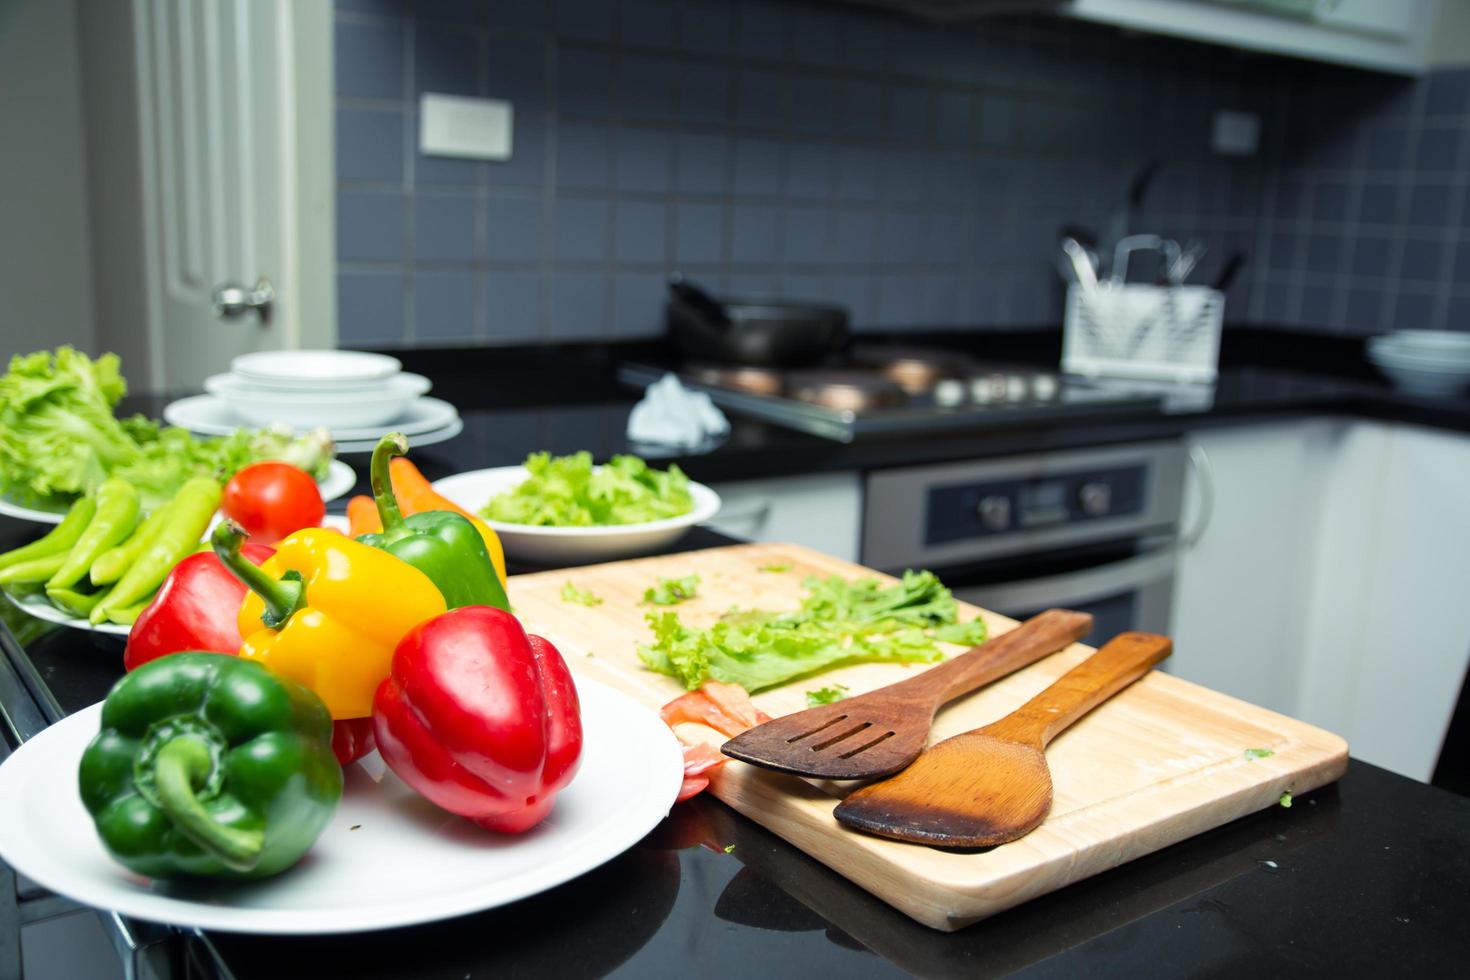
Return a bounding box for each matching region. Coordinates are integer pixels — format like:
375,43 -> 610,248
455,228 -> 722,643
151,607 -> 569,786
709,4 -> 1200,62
688,365 -> 784,397
851,347 -> 970,394
785,371 -> 906,412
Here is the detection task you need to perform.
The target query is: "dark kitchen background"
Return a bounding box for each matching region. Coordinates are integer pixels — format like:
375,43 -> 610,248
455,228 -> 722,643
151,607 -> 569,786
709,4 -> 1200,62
333,0 -> 1470,349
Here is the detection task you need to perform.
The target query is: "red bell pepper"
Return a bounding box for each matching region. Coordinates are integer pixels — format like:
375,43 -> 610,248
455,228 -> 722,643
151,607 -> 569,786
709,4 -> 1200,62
372,606 -> 583,834
123,541 -> 376,766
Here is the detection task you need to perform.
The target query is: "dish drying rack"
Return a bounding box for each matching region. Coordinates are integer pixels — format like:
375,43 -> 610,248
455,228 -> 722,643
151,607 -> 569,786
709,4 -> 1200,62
1062,283 -> 1224,384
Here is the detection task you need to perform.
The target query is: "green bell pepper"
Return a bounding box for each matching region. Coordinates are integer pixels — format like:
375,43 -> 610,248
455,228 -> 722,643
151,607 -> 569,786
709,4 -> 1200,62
78,652 -> 342,880
356,432 -> 511,612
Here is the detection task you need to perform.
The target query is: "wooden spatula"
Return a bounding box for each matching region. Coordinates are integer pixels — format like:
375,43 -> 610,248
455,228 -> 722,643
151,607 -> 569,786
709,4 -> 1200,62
833,631 -> 1171,847
720,608 -> 1093,780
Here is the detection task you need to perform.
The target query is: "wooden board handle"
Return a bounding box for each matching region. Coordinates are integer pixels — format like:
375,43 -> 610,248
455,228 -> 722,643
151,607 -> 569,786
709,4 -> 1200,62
989,631 -> 1173,747
895,608 -> 1095,705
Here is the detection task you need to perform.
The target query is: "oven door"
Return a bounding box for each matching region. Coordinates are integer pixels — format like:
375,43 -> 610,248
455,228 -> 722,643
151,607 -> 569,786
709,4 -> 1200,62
945,536 -> 1177,643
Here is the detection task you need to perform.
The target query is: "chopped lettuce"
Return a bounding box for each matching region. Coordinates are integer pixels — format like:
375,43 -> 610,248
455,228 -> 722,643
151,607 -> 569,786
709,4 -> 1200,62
0,347 -> 335,509
561,581 -> 603,607
638,570 -> 987,692
643,574 -> 700,606
805,685 -> 849,707
480,451 -> 693,527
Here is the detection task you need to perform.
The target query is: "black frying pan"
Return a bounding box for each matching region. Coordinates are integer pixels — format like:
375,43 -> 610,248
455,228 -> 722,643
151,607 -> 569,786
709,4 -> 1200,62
666,276 -> 849,367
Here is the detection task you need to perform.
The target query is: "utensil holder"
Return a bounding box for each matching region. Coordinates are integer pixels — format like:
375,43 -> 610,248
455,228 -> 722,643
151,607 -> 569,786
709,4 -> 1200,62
1062,284 -> 1224,383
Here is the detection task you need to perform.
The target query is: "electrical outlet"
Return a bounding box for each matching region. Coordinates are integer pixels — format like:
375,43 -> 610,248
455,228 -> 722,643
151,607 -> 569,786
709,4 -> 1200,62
1211,110 -> 1259,157
419,94 -> 513,161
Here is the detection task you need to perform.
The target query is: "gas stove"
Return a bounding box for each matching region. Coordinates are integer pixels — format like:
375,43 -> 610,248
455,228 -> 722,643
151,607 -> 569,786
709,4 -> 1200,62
619,346 -> 1165,443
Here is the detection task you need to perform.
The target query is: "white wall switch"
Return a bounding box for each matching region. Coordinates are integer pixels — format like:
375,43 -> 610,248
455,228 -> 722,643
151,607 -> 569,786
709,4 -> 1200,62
1211,110 -> 1260,156
419,94 -> 513,160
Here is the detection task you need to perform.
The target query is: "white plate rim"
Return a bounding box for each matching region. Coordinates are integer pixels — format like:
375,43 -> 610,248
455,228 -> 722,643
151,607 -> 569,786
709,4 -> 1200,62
163,395 -> 459,442
0,679 -> 684,934
0,460 -> 356,526
230,349 -> 403,385
334,415 -> 464,454
432,466 -> 721,537
3,590 -> 131,637
204,372 -> 432,403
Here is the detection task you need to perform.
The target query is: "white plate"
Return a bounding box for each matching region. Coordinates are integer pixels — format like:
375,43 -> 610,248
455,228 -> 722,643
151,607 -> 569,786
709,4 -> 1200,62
333,415 -> 464,455
0,461 -> 357,526
231,349 -> 402,387
3,590 -> 130,637
0,678 -> 683,934
203,373 -> 432,429
433,466 -> 721,565
163,395 -> 460,443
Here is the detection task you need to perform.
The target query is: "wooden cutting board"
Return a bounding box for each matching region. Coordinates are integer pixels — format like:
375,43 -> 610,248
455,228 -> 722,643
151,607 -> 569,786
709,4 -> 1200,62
509,542 -> 1348,932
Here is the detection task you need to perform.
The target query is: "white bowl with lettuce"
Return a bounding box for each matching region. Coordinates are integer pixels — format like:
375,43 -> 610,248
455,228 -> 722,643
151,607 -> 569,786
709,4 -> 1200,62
433,452 -> 720,566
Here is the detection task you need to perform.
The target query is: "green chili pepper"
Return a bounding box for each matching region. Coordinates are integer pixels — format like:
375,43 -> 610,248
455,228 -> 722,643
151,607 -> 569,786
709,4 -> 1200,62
91,500 -> 176,586
104,598 -> 152,626
355,433 -> 511,611
0,496 -> 96,573
91,477 -> 221,624
0,551 -> 70,586
78,652 -> 342,879
45,585 -> 109,618
47,478 -> 140,591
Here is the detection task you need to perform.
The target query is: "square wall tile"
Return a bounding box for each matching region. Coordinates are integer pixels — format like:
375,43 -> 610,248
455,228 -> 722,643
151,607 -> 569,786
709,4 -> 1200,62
557,0 -> 612,40
782,209 -> 829,264
484,270 -> 544,341
485,198 -> 544,262
414,194 -> 477,261
788,77 -> 838,138
737,1 -> 787,59
1392,290 -> 1441,330
731,205 -> 781,262
887,87 -> 930,141
335,19 -> 404,99
680,0 -> 733,54
337,107 -> 404,183
835,147 -> 880,202
558,49 -> 613,116
677,63 -> 731,125
674,203 -> 725,264
556,121 -> 612,189
337,191 -> 405,261
615,126 -> 673,193
549,271 -> 608,337
416,153 -> 483,188
614,200 -> 669,262
733,138 -> 783,197
485,114 -> 546,188
487,36 -> 548,105
1358,182 -> 1402,225
554,199 -> 609,262
840,80 -> 885,139
1407,183 -> 1454,229
826,273 -> 876,324
1399,237 -> 1445,284
736,69 -> 789,129
621,55 -> 679,122
675,133 -> 728,194
337,271 -> 406,346
413,270 -> 478,342
785,143 -> 832,200
876,275 -> 922,326
832,210 -> 877,263
415,26 -> 478,97
612,272 -> 667,336
621,0 -> 678,47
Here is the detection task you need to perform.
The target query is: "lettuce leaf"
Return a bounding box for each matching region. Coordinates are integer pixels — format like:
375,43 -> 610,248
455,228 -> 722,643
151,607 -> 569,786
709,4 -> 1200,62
480,451 -> 693,526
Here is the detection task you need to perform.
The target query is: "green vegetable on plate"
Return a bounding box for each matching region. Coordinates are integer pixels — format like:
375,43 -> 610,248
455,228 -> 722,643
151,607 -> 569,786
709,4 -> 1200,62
638,570 -> 988,692
90,476 -> 221,623
78,652 -> 342,880
805,685 -> 849,707
480,451 -> 693,527
643,574 -> 700,606
561,581 -> 603,607
0,495 -> 96,573
46,477 -> 139,591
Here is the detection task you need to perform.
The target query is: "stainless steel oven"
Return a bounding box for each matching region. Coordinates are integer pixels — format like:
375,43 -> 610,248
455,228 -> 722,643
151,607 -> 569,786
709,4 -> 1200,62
862,441 -> 1187,643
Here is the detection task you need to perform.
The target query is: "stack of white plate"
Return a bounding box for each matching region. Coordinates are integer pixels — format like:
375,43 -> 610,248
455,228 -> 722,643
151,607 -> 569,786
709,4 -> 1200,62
164,350 -> 463,452
1367,330 -> 1470,397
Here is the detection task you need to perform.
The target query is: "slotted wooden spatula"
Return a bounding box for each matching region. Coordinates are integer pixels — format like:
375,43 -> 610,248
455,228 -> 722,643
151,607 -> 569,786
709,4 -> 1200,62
721,608 -> 1093,779
833,631 -> 1172,847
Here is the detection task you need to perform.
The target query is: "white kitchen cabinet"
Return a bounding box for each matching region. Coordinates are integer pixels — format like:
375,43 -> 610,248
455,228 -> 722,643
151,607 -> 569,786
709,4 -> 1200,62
1172,418 -> 1470,782
1168,419 -> 1341,715
705,473 -> 862,563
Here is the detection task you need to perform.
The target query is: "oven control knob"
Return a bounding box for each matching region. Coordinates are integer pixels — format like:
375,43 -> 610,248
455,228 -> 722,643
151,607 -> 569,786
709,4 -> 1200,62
1078,481 -> 1111,517
976,495 -> 1011,531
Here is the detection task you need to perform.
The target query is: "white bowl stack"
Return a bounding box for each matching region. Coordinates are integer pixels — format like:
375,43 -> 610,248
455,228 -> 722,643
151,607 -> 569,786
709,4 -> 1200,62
1367,330 -> 1470,397
165,349 -> 463,452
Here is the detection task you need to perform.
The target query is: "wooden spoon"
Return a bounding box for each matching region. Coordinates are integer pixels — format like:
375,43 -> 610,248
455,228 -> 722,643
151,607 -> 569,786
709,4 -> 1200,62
833,631 -> 1171,848
721,609 -> 1093,780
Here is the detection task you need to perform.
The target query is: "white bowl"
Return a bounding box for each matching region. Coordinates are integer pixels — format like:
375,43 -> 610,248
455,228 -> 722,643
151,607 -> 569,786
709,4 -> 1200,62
205,372 -> 431,428
1368,342 -> 1470,369
231,349 -> 402,388
1368,358 -> 1470,397
1372,330 -> 1470,357
432,465 -> 721,566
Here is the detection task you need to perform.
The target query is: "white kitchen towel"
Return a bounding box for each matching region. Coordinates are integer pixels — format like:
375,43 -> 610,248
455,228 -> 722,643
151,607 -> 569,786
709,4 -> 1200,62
626,373 -> 730,449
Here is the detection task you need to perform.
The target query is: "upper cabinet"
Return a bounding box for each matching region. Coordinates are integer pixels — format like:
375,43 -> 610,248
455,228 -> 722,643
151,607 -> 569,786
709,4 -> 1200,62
840,0 -> 1442,74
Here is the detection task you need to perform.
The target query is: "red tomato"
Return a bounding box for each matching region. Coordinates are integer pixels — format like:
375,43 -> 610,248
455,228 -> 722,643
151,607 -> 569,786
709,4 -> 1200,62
222,462 -> 325,544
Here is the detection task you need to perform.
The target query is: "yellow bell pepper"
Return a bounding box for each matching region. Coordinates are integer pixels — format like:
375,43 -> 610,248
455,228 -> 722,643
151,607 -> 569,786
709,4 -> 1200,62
213,523 -> 446,719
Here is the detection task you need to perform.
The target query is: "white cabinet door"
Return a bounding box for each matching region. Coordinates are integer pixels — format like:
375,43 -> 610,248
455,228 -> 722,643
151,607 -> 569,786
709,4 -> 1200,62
1297,422 -> 1470,781
706,473 -> 862,563
1168,420 -> 1341,715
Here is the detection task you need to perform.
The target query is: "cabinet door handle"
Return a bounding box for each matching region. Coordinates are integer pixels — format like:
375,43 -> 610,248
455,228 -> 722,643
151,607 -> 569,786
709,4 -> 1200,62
1181,440 -> 1215,549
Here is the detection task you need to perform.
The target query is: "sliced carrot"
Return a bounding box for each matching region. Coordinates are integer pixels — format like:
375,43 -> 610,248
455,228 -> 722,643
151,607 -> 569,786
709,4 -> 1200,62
388,457 -> 507,584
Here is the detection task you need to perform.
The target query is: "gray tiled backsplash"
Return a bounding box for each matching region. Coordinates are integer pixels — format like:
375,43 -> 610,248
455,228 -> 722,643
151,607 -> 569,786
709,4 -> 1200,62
335,0 -> 1470,348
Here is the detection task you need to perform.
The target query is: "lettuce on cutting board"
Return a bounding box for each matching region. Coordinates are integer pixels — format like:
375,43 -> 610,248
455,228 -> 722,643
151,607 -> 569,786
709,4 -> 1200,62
638,570 -> 988,692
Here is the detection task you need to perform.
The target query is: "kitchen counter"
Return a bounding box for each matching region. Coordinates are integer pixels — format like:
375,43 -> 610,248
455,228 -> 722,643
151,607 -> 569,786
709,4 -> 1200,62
3,516 -> 1469,977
